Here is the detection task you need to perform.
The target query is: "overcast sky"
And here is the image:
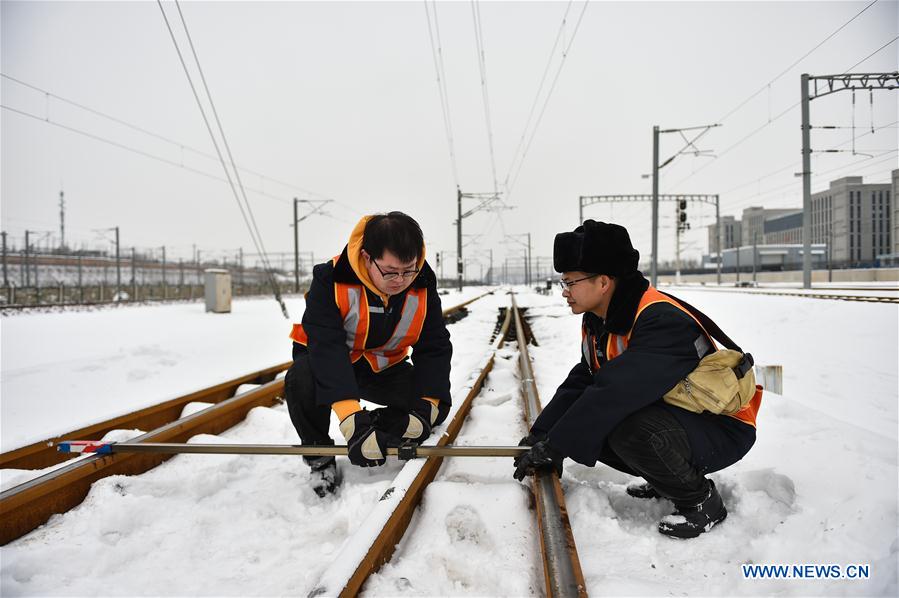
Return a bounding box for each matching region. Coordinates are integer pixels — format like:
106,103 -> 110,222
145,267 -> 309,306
2,0 -> 897,271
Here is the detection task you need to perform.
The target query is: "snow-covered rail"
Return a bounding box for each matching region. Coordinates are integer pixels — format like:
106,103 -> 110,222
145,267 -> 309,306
512,294 -> 588,598
0,292 -> 492,546
0,362 -> 292,472
306,300 -> 515,596
0,293 -> 491,473
665,286 -> 899,303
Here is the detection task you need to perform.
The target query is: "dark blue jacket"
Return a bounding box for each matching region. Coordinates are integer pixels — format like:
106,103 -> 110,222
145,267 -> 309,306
532,272 -> 755,470
294,247 -> 452,415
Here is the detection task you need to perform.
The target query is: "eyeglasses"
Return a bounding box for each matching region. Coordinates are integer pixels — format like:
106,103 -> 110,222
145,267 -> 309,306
558,274 -> 598,291
371,258 -> 420,281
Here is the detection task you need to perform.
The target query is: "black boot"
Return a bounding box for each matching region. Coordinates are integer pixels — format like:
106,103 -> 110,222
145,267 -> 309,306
626,481 -> 662,499
308,456 -> 342,497
658,479 -> 727,539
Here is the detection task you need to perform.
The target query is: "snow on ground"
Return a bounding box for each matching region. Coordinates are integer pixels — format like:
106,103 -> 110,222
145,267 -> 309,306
0,288 -> 505,596
2,285 -> 897,596
0,287 -> 488,453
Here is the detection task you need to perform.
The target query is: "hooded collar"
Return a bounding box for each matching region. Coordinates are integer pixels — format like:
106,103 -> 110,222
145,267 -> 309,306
333,215 -> 430,304
596,271 -> 650,335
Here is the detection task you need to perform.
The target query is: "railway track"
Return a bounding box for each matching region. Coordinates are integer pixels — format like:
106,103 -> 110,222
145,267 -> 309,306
1,290 -> 587,596
664,285 -> 899,304
0,291 -> 492,545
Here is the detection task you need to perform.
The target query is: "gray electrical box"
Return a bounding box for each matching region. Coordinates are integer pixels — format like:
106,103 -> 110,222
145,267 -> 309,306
204,269 -> 232,313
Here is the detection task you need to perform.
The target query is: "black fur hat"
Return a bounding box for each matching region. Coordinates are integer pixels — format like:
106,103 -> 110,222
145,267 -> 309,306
553,220 -> 640,276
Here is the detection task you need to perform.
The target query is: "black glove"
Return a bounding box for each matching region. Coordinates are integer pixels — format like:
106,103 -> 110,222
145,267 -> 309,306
370,402 -> 432,445
339,410 -> 393,467
513,440 -> 564,481
517,431 -> 547,448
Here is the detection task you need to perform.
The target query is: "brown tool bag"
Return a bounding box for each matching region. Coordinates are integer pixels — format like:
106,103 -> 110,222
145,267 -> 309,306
658,292 -> 756,415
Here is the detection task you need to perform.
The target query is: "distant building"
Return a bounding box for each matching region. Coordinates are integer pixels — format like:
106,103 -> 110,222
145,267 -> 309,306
811,176 -> 891,265
741,206 -> 799,246
892,169 -> 899,259
707,215 -> 741,254
717,244 -> 826,270
763,211 -> 803,244
707,174 -> 894,267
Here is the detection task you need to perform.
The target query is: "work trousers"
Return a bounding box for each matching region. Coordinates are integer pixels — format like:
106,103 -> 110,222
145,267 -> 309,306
599,404 -> 720,506
283,352 -> 419,462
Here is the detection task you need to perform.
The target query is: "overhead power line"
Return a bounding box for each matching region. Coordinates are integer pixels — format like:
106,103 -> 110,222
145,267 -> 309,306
157,0 -> 288,318
668,4 -> 892,191
470,0 -> 500,197
719,120 -> 897,195
722,150 -> 898,214
501,0 -> 574,198
173,0 -> 274,296
506,0 -> 590,199
423,0 -> 460,190
0,73 -> 356,213
714,0 -> 880,124
842,35 -> 899,72
0,103 -> 347,213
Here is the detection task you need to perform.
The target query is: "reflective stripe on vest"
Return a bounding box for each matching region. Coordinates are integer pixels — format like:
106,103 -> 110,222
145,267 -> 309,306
335,284 -> 369,357
581,329 -> 600,371
289,257 -> 428,373
364,291 -> 426,371
582,286 -> 759,427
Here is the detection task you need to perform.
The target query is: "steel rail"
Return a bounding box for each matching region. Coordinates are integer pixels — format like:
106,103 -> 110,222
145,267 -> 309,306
1,292 -> 493,472
512,293 -> 588,598
664,286 -> 899,304
0,379 -> 285,546
0,363 -> 291,471
0,292 -> 493,545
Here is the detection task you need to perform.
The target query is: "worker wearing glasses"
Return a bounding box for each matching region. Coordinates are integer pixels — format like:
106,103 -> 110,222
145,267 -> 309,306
513,220 -> 759,539
286,212 -> 452,496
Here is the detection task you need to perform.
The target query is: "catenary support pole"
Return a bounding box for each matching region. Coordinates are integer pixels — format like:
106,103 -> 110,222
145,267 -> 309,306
293,197 -> 300,293
801,73 -> 812,289
162,246 -> 167,299
457,187 -> 463,292
115,226 -> 121,300
715,195 -> 722,286
651,125 -> 660,287
1,231 -> 7,288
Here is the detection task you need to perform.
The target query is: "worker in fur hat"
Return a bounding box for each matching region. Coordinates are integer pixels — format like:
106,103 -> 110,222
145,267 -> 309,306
512,220 -> 761,539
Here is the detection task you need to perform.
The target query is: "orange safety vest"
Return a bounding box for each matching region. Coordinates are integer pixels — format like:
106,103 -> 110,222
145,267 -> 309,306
290,257 -> 428,373
581,286 -> 762,427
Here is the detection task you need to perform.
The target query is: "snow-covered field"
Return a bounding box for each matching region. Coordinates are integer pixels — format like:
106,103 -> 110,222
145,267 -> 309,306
1,286 -> 897,596
0,287 -> 488,453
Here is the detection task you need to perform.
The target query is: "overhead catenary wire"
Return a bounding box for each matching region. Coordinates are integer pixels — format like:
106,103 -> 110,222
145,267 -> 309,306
500,0 -> 574,198
0,103 -> 345,216
424,0 -> 460,190
172,0 -> 277,288
724,151 -> 898,212
842,35 -> 899,73
714,0 -> 880,125
0,73 -> 356,214
470,0 -> 500,198
156,0 -> 288,318
718,120 -> 898,196
506,1 -> 590,200
669,12 -> 896,192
